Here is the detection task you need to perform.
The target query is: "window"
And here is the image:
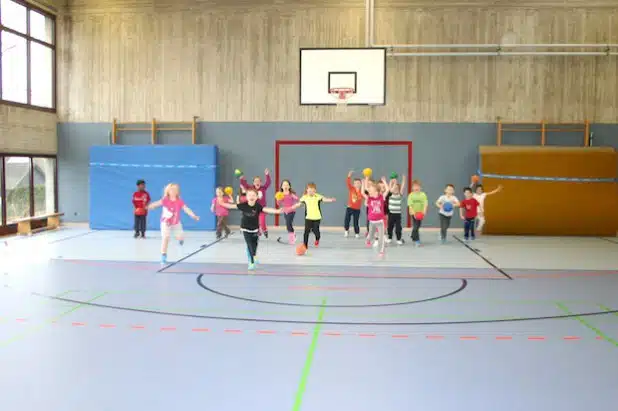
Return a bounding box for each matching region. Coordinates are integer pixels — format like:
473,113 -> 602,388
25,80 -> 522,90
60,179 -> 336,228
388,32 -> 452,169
0,154 -> 57,227
5,156 -> 31,223
33,157 -> 55,216
0,0 -> 55,110
1,31 -> 27,104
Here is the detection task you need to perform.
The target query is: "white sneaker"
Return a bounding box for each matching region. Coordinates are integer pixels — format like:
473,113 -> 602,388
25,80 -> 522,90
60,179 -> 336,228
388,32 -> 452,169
355,234 -> 360,239
344,231 -> 349,238
385,238 -> 392,244
397,240 -> 403,245
373,240 -> 378,247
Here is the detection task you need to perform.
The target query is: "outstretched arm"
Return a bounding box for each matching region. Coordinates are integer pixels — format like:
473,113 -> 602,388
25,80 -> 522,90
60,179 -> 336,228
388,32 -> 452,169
287,202 -> 303,211
346,171 -> 355,190
262,207 -> 282,215
322,197 -> 336,203
239,175 -> 251,190
262,169 -> 271,190
182,205 -> 200,220
486,185 -> 503,196
148,199 -> 162,210
400,175 -> 406,193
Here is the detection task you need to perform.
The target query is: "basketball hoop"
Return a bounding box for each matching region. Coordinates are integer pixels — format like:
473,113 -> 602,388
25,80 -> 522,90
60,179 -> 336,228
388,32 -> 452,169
330,88 -> 355,112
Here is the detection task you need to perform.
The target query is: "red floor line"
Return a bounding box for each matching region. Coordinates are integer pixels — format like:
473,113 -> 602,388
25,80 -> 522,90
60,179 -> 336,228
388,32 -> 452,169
323,332 -> 342,336
257,330 -> 277,334
99,324 -> 116,328
426,335 -> 444,339
460,336 -> 478,340
224,329 -> 242,333
528,336 -> 546,340
291,331 -> 309,336
495,336 -> 513,340
563,336 -> 580,340
359,333 -> 376,337
391,334 -> 409,339
131,325 -> 146,330
160,327 -> 176,331
192,328 -> 210,332
72,322 -> 86,327
15,318 -> 27,322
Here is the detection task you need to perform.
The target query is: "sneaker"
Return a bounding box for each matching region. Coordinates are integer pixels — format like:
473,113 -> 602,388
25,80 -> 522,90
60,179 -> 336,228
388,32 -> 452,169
344,231 -> 349,238
366,240 -> 372,248
161,254 -> 167,264
179,240 -> 185,247
314,240 -> 319,247
355,234 -> 360,239
134,232 -> 139,238
248,263 -> 255,271
373,240 -> 378,247
385,238 -> 392,244
441,238 -> 446,244
378,252 -> 385,258
415,241 -> 421,247
397,240 -> 403,245
264,231 -> 269,239
253,258 -> 259,266
141,233 -> 146,239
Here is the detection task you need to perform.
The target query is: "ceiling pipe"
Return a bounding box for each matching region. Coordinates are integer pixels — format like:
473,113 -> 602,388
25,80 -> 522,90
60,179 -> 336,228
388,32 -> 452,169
389,51 -> 614,57
378,43 -> 618,49
364,0 -> 370,47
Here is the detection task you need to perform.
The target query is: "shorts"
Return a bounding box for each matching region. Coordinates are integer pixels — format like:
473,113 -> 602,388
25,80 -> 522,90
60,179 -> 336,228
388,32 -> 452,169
160,222 -> 183,238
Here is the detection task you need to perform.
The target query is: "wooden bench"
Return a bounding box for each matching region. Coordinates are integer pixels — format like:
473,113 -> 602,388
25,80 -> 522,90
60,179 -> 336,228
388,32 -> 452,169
14,213 -> 64,236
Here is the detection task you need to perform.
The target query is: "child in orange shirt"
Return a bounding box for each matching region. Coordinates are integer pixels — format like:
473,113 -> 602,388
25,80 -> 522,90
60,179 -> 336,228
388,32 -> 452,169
344,170 -> 363,238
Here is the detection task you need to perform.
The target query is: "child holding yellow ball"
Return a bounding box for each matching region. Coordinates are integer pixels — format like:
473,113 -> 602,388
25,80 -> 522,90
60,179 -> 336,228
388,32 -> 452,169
276,179 -> 299,244
210,186 -> 234,239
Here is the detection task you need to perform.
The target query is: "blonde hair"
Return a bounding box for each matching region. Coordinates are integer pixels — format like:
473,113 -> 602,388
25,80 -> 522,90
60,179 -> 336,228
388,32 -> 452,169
164,183 -> 180,197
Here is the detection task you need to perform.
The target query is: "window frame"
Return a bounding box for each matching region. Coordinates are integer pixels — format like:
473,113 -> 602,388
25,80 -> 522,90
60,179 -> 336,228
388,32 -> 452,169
0,153 -> 58,230
0,0 -> 56,113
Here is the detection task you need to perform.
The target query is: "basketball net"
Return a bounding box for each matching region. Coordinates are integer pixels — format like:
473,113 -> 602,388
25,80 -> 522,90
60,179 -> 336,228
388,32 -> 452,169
330,88 -> 355,112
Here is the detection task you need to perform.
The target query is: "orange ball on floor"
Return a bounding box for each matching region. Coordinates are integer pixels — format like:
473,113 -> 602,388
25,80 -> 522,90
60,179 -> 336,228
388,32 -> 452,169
296,244 -> 307,256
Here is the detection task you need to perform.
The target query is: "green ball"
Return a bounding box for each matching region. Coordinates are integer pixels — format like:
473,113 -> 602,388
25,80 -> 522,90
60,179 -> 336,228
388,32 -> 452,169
234,169 -> 243,177
390,172 -> 398,179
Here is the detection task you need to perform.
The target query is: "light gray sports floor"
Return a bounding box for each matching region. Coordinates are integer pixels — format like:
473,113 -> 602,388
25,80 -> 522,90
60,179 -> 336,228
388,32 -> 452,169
1,227 -> 617,411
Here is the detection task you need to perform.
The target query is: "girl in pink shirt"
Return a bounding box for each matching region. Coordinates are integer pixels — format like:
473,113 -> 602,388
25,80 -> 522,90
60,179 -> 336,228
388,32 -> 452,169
210,186 -> 234,239
148,183 -> 199,264
362,177 -> 389,257
276,179 -> 299,244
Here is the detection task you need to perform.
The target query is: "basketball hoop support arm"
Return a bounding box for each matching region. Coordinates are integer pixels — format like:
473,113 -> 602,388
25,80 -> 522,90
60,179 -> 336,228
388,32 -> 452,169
364,0 -> 618,56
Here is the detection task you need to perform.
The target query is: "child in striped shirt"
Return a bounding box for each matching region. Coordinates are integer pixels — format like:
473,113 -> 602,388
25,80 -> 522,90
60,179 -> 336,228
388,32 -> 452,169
386,175 -> 406,245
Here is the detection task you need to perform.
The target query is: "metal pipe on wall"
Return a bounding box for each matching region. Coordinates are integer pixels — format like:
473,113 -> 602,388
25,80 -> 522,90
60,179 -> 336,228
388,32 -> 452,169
364,0 -> 370,46
369,0 -> 375,48
389,51 -> 615,57
378,43 -> 618,49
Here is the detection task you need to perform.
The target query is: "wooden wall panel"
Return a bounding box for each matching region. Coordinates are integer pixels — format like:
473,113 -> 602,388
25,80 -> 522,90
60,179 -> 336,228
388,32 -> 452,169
0,105 -> 58,154
58,4 -> 618,122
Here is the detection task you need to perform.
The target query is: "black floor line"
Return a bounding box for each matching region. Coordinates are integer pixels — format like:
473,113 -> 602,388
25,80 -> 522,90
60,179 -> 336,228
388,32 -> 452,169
598,237 -> 618,245
453,236 -> 513,280
157,233 -> 233,273
31,291 -> 618,326
196,275 -> 467,307
167,270 -> 509,280
49,230 -> 98,244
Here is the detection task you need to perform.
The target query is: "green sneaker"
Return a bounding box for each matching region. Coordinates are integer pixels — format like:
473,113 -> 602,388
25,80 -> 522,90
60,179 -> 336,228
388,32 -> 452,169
248,263 -> 256,271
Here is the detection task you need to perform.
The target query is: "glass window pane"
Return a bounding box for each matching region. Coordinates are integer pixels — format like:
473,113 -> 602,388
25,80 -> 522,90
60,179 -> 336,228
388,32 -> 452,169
1,31 -> 28,104
5,156 -> 31,223
33,157 -> 55,217
29,9 -> 54,44
0,0 -> 27,34
30,42 -> 53,108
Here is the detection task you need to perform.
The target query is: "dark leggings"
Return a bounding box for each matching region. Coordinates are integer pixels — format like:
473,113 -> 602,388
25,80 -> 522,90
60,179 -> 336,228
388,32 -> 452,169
387,213 -> 402,240
284,212 -> 296,233
243,231 -> 259,263
303,219 -> 321,247
464,218 -> 476,239
344,207 -> 360,234
366,207 -> 370,233
439,214 -> 452,240
134,215 -> 146,234
411,216 -> 422,241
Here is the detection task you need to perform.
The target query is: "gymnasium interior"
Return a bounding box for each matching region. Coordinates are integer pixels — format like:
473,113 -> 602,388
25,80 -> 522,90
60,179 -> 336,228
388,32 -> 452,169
0,0 -> 617,410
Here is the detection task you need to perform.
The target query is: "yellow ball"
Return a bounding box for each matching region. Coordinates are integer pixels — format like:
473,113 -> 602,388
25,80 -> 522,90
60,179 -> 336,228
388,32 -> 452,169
362,168 -> 373,177
275,192 -> 285,201
224,186 -> 233,196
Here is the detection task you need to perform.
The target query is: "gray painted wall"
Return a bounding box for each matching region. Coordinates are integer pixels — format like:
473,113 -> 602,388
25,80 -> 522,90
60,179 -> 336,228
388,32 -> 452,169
58,122 -> 618,228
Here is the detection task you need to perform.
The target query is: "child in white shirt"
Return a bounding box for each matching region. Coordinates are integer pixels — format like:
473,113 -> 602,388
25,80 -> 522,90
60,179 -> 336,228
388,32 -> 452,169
471,183 -> 502,233
435,184 -> 460,243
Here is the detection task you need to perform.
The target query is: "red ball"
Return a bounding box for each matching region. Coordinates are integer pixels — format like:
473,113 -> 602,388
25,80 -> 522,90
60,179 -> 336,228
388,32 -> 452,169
414,212 -> 424,221
471,175 -> 480,183
296,244 -> 307,256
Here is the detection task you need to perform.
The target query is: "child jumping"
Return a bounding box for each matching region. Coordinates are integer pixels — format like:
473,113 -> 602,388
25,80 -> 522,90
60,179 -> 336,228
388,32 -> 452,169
276,179 -> 299,244
132,179 -> 151,238
287,183 -> 336,254
344,170 -> 362,238
148,183 -> 200,264
362,177 -> 389,257
407,180 -> 428,247
386,175 -> 406,245
435,184 -> 460,244
239,169 -> 271,237
218,188 -> 282,270
471,181 -> 503,233
210,186 -> 233,239
460,187 -> 480,241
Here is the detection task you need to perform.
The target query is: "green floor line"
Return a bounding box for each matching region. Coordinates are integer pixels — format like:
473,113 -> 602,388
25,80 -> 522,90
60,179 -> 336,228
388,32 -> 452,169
0,291 -> 108,348
598,304 -> 618,318
555,302 -> 618,348
292,299 -> 326,411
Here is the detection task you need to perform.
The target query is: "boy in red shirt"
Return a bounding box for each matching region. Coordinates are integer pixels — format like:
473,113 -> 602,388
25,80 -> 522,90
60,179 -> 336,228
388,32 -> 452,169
459,187 -> 480,241
132,179 -> 151,238
343,170 -> 363,238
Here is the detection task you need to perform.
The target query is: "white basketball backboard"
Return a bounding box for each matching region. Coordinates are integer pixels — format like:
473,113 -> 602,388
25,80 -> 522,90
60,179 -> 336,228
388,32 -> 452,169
299,48 -> 386,106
